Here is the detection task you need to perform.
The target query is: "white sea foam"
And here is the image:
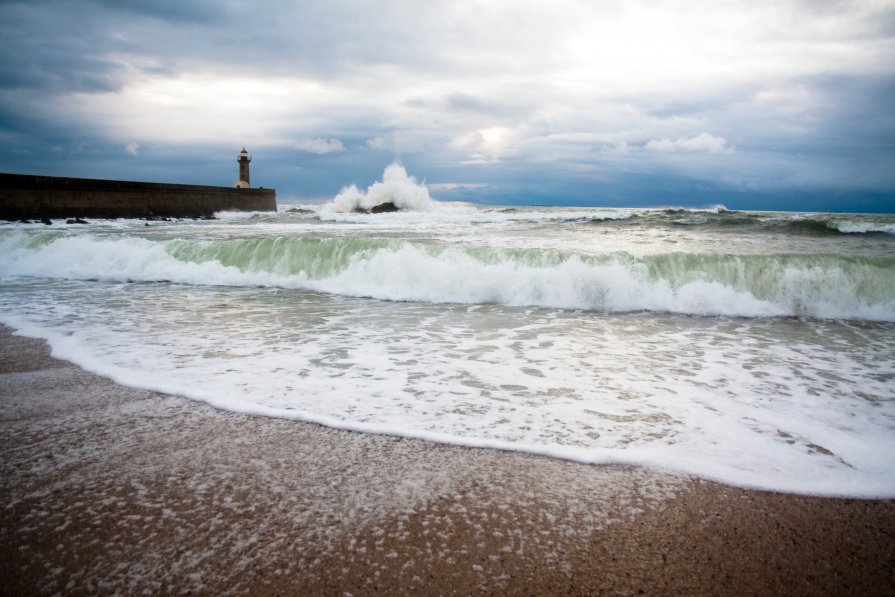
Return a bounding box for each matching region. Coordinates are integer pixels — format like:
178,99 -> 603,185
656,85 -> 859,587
2,207 -> 894,498
214,209 -> 275,221
2,291 -> 893,498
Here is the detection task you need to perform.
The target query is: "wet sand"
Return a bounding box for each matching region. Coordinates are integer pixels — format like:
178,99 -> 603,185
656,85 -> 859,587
1,325 -> 893,595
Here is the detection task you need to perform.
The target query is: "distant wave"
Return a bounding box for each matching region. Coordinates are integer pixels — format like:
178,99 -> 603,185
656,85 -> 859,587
2,231 -> 893,321
662,204 -> 730,214
316,206 -> 634,225
782,218 -> 844,235
831,220 -> 895,235
655,210 -> 895,236
778,217 -> 895,236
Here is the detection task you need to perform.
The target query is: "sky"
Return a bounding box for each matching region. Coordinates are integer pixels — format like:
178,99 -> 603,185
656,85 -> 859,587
1,0 -> 894,212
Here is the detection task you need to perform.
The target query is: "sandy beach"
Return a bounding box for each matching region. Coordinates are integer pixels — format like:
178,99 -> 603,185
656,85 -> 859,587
1,324 -> 893,595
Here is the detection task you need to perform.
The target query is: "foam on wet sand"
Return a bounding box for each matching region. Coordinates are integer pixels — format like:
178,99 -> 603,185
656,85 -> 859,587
1,326 -> 893,594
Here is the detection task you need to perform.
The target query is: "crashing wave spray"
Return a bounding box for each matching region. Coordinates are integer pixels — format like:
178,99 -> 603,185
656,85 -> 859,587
322,162 -> 445,213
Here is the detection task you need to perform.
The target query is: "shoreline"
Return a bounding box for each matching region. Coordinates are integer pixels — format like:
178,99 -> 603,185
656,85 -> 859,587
2,325 -> 893,594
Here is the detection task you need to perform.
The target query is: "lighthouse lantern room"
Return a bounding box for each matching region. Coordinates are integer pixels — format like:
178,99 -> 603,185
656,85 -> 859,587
236,147 -> 252,188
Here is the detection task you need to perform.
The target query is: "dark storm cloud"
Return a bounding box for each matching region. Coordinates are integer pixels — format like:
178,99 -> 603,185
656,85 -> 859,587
88,0 -> 221,23
0,0 -> 893,211
0,1 -> 124,93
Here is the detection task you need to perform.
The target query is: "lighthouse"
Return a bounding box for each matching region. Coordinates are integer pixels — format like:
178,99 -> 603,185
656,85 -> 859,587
236,147 -> 251,188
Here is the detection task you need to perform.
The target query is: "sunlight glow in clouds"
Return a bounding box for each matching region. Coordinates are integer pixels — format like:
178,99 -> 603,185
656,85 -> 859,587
451,127 -> 518,164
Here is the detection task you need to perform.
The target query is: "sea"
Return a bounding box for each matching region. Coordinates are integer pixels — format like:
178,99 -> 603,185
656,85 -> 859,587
2,165 -> 894,498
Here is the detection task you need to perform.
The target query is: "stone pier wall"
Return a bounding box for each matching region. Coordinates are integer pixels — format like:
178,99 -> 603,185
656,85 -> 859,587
0,173 -> 277,220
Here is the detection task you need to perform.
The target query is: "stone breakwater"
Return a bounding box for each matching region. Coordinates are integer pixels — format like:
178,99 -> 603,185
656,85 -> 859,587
0,173 -> 276,220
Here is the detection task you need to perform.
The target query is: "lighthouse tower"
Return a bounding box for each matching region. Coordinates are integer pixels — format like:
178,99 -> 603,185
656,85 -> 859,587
236,147 -> 251,188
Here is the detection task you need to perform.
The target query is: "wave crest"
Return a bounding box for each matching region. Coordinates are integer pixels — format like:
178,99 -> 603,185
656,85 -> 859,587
2,231 -> 893,321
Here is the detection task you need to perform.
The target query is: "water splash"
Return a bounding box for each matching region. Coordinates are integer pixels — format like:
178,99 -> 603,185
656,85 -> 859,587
322,162 -> 446,213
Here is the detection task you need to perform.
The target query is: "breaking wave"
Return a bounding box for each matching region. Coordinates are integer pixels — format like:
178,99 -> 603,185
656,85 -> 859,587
2,231 -> 893,321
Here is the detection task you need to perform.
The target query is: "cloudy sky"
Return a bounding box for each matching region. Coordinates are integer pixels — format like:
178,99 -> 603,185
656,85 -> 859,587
1,0 -> 893,211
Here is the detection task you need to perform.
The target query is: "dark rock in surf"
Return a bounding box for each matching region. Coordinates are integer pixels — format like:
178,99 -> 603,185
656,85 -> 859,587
352,201 -> 402,214
351,201 -> 402,214
370,201 -> 400,213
